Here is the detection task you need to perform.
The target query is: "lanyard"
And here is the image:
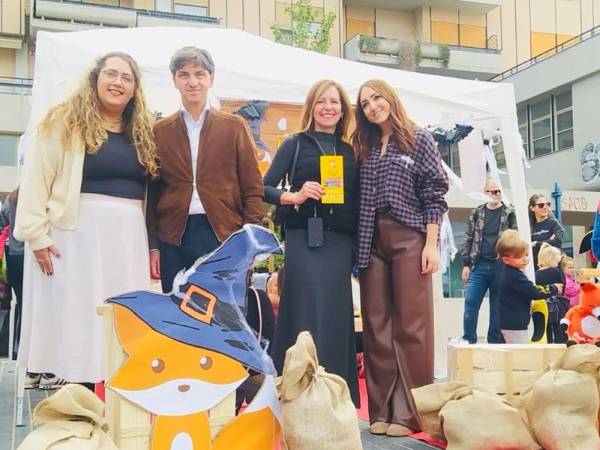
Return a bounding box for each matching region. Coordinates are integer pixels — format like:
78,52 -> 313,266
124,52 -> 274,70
314,138 -> 336,156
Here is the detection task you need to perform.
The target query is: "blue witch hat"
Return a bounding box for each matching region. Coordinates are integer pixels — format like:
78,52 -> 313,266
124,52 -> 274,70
106,224 -> 282,375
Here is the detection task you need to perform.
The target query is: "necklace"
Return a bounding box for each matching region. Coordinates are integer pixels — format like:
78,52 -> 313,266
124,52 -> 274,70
101,116 -> 123,124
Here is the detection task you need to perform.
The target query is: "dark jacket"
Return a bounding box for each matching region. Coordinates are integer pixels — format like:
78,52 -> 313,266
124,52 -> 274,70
496,262 -> 559,330
531,217 -> 563,269
147,109 -> 264,248
263,132 -> 358,236
461,203 -> 516,269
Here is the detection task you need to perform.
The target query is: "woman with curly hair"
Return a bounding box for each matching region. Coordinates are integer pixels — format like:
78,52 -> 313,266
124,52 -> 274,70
15,52 -> 158,387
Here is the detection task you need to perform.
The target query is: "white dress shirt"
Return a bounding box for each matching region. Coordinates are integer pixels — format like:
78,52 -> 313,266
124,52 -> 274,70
181,104 -> 210,214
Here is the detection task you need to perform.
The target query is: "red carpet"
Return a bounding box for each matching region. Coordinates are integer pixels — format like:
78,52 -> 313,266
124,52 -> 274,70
357,377 -> 369,421
357,377 -> 446,448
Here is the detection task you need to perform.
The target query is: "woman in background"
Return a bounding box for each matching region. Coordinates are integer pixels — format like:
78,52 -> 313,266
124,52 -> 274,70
528,193 -> 563,270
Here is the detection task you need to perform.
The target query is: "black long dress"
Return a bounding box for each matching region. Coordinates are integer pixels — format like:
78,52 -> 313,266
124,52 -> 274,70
263,131 -> 360,406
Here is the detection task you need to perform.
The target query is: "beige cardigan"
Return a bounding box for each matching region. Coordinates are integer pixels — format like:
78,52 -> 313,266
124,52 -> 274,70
14,124 -> 85,251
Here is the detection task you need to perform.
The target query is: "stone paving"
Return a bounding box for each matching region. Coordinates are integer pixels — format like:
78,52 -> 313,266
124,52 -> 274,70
0,359 -> 439,450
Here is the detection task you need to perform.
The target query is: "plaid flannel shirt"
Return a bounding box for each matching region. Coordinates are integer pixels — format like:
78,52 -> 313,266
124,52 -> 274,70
460,203 -> 517,269
357,129 -> 449,268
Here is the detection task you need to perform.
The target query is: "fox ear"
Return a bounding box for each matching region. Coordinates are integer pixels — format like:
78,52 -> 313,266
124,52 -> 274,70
113,305 -> 154,354
581,282 -> 597,293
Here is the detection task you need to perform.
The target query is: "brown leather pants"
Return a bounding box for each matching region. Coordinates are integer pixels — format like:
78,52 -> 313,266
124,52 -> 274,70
359,214 -> 434,430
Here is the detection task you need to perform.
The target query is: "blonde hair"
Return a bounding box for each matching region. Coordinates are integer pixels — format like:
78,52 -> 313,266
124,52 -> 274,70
351,79 -> 417,161
537,243 -> 562,268
38,52 -> 159,177
496,230 -> 529,258
560,254 -> 574,270
298,79 -> 353,142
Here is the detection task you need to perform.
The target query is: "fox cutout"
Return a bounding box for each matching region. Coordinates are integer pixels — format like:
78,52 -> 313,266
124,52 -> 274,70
110,306 -> 281,450
106,225 -> 283,450
561,282 -> 600,346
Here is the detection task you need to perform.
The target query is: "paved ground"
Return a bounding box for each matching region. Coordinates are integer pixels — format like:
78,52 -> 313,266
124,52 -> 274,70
0,359 -> 439,450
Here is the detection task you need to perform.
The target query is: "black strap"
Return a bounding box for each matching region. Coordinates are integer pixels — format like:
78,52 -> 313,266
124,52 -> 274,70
287,134 -> 301,189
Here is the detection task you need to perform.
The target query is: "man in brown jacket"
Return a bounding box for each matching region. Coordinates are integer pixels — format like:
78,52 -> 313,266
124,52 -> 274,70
147,46 -> 264,293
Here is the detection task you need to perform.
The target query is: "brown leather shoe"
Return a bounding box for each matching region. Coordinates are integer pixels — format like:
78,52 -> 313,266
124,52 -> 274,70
368,422 -> 390,435
386,424 -> 413,437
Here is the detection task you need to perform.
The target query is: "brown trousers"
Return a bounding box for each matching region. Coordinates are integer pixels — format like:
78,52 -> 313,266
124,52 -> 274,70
359,214 -> 434,430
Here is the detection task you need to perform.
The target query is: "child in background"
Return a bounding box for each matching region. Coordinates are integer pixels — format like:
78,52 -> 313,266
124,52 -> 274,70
536,244 -> 568,343
561,255 -> 581,307
495,230 -> 563,343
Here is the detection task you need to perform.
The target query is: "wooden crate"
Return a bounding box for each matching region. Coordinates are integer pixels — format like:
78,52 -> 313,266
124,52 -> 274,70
98,305 -> 235,450
580,268 -> 600,282
447,343 -> 567,404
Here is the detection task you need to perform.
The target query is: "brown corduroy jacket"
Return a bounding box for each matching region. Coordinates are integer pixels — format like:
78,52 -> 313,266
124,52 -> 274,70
146,109 -> 264,249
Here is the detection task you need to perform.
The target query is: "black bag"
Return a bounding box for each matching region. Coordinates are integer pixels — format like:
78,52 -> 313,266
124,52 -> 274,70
546,295 -> 570,325
272,135 -> 301,227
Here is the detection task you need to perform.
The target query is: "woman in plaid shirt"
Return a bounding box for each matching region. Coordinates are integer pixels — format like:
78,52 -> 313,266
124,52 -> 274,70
352,80 -> 449,437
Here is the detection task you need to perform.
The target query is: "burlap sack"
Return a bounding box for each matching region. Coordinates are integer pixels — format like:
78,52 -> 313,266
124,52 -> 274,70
550,343 -> 600,378
550,343 -> 600,427
522,369 -> 600,450
277,331 -> 362,450
440,389 -> 540,450
18,384 -> 118,450
411,381 -> 479,443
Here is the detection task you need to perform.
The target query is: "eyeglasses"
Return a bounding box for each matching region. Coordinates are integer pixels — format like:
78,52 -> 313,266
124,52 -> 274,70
485,189 -> 501,195
100,69 -> 134,85
535,202 -> 551,208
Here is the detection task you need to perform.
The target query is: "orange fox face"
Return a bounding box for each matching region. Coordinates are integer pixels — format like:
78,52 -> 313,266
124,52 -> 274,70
580,283 -> 600,308
109,306 -> 248,416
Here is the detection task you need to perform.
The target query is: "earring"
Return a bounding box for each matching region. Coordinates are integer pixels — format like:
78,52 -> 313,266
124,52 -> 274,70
340,112 -> 344,118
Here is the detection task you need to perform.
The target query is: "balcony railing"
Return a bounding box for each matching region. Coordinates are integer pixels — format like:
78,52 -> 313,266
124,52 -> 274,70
490,24 -> 600,81
345,35 -> 501,79
0,77 -> 32,95
33,0 -> 220,29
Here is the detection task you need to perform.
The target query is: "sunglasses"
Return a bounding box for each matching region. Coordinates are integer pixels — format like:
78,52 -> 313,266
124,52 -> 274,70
485,189 -> 501,195
535,202 -> 551,208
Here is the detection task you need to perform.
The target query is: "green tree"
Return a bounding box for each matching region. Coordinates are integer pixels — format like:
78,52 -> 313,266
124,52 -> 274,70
271,0 -> 336,54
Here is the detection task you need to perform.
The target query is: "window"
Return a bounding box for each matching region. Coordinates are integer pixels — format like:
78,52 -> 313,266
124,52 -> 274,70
438,143 -> 461,177
517,106 -> 528,156
174,3 -> 207,16
275,2 -> 292,29
346,19 -> 374,40
518,88 -> 574,159
530,98 -> 552,157
450,143 -> 461,177
0,135 -> 18,166
555,90 -> 573,151
491,136 -> 506,169
156,0 -> 171,12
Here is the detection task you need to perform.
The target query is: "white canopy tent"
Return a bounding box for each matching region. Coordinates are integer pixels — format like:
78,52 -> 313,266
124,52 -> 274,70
15,26 -> 536,381
24,26 -> 531,244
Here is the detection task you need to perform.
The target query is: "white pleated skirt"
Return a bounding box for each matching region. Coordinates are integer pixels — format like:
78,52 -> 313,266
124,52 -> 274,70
18,194 -> 150,383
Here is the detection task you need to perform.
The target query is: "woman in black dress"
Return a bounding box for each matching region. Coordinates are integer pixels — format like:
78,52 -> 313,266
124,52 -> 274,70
263,79 -> 359,405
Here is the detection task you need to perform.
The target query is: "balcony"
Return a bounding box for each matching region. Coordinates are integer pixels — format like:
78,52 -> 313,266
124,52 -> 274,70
343,0 -> 500,13
344,34 -> 502,80
31,0 -> 221,36
0,0 -> 25,48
